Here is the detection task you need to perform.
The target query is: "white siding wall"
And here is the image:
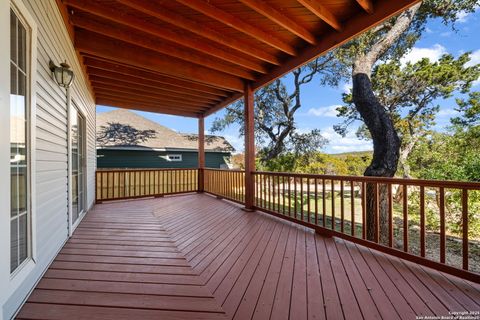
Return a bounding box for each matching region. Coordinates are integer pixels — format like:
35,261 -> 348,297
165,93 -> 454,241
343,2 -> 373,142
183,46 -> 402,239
0,0 -> 96,318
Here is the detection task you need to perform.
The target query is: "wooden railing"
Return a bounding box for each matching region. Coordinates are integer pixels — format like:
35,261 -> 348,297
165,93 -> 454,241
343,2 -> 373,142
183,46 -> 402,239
253,171 -> 480,281
204,168 -> 245,204
96,168 -> 198,202
94,168 -> 479,281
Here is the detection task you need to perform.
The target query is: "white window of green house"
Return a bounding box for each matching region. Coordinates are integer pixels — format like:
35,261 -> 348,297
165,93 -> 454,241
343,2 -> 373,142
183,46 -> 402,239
71,104 -> 86,226
10,7 -> 31,273
167,154 -> 182,161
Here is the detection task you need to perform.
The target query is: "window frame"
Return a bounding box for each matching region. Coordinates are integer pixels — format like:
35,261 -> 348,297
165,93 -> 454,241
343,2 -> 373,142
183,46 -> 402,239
9,0 -> 37,281
68,100 -> 87,235
167,154 -> 183,162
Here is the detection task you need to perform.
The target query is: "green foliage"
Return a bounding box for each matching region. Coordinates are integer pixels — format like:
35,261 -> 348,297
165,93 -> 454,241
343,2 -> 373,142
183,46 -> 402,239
259,151 -> 372,176
452,91 -> 480,127
408,128 -> 480,182
336,54 -> 480,140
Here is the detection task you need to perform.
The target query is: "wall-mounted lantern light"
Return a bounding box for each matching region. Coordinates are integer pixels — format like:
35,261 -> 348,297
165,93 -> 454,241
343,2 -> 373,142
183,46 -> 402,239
49,60 -> 75,88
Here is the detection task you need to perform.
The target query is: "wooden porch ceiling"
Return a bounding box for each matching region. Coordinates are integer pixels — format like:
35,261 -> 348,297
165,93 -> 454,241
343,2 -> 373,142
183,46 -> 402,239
57,0 -> 421,118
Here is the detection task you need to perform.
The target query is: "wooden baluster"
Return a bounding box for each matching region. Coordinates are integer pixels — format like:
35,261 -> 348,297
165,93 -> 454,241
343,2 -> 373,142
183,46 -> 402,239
143,171 -> 147,196
269,175 -> 273,211
462,189 -> 469,270
351,181 -> 355,237
263,174 -> 267,209
100,172 -> 104,200
314,178 -> 318,225
166,170 -> 169,194
420,186 -> 426,257
403,184 -> 408,252
362,181 -> 366,240
125,172 -> 129,198
176,170 -> 179,193
282,176 -> 286,215
374,182 -> 379,243
340,180 -> 344,233
294,177 -> 298,219
272,174 -> 276,211
331,180 -> 335,230
277,175 -> 281,212
254,173 -> 257,206
300,177 -> 304,221
307,178 -> 311,223
149,171 -> 152,195
388,183 -> 393,247
96,172 -> 100,201
439,187 -> 446,263
108,171 -> 111,199
322,179 -> 326,227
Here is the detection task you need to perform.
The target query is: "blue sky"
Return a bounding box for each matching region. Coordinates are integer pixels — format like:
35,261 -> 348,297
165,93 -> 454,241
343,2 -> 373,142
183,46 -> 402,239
97,7 -> 480,154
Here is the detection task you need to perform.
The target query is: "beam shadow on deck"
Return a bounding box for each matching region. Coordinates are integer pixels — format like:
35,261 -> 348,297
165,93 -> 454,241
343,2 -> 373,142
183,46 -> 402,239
17,194 -> 480,319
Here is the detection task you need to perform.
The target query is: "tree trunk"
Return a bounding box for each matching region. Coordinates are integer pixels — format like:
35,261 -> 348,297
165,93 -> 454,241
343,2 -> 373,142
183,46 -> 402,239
350,2 -> 421,244
352,63 -> 401,244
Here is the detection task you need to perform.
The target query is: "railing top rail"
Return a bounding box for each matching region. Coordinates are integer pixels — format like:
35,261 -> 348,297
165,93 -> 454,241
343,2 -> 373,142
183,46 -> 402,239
253,171 -> 480,190
203,168 -> 245,173
96,168 -> 198,173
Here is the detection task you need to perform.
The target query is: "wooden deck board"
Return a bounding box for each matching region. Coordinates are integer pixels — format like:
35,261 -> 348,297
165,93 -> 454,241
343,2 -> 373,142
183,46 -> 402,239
17,194 -> 479,319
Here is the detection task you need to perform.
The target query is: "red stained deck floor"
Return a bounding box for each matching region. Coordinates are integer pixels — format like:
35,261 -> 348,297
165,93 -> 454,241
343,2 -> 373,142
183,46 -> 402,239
17,194 -> 480,319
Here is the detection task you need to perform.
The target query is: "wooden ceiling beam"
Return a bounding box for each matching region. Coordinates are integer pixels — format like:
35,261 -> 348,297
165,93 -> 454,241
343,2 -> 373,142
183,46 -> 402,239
297,0 -> 343,31
204,92 -> 244,117
252,0 -> 421,90
238,0 -> 316,44
64,0 -> 266,73
175,0 -> 296,56
75,30 -> 245,92
91,81 -> 216,107
355,0 -> 374,14
83,57 -> 229,97
96,97 -> 202,118
87,68 -> 222,102
95,91 -> 208,110
116,0 -> 280,66
70,16 -> 258,79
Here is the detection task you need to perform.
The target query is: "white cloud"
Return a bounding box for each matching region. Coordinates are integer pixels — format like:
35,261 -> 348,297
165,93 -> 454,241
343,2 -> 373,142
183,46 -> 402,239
342,81 -> 352,93
322,127 -> 372,153
307,105 -> 341,117
456,11 -> 470,23
438,108 -> 459,117
454,5 -> 480,23
465,50 -> 480,87
465,49 -> 480,67
400,44 -> 447,65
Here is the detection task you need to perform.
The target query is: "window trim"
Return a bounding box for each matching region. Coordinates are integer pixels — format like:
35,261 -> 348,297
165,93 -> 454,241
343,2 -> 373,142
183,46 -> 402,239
167,154 -> 183,162
68,100 -> 87,236
9,0 -> 37,282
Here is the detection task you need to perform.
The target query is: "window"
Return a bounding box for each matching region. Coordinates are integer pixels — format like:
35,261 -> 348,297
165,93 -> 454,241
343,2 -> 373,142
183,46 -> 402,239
71,104 -> 86,225
10,7 -> 31,273
167,154 -> 182,162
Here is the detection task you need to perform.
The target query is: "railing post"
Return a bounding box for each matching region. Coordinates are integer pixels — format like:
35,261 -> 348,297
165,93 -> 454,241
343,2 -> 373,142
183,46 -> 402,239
198,116 -> 205,192
244,82 -> 255,211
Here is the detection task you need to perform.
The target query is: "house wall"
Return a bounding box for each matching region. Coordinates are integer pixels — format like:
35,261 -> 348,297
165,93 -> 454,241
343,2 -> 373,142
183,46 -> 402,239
0,0 -> 96,319
97,149 -> 230,169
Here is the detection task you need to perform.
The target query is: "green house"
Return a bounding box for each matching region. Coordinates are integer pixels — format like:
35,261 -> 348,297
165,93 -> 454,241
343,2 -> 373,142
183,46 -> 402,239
96,109 -> 233,169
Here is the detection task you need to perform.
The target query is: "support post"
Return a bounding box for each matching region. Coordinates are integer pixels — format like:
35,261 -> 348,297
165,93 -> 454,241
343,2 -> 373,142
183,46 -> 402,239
244,82 -> 255,211
198,116 -> 205,192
